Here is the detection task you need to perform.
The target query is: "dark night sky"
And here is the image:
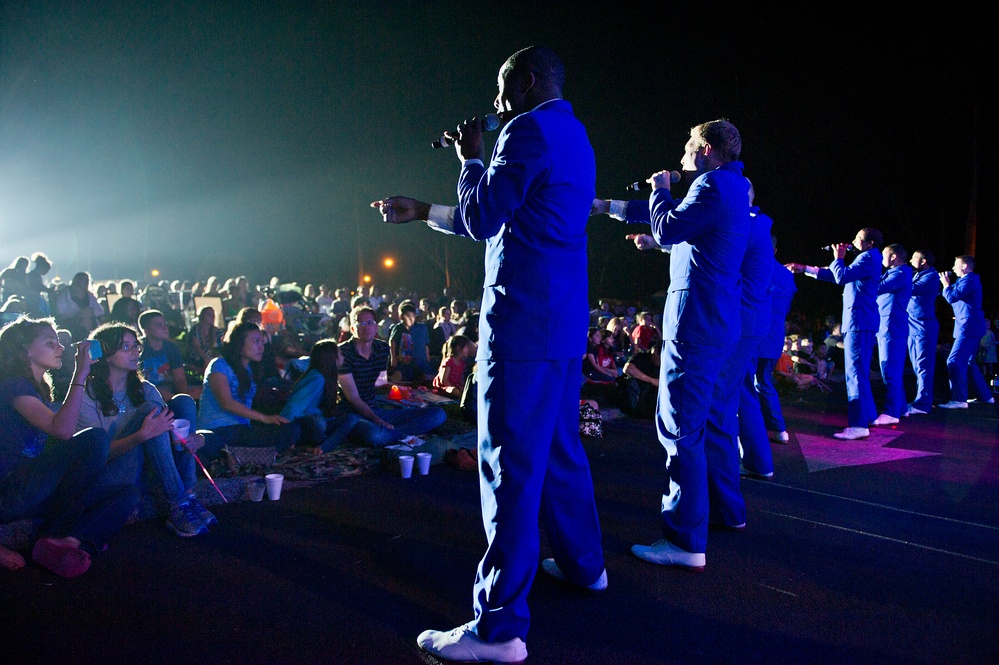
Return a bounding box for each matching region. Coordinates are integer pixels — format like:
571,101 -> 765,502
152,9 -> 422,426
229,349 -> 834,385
1,2 -> 994,314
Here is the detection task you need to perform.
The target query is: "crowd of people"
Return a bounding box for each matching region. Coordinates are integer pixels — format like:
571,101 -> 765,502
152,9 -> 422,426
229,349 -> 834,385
2,44 -> 996,665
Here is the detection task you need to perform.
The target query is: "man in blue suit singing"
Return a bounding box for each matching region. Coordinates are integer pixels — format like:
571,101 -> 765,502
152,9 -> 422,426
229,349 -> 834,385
939,255 -> 994,408
595,119 -> 751,569
905,249 -> 940,415
371,46 -> 605,664
788,228 -> 883,440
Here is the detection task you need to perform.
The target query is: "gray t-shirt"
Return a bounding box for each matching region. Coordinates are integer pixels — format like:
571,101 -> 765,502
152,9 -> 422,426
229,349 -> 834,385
77,380 -> 164,440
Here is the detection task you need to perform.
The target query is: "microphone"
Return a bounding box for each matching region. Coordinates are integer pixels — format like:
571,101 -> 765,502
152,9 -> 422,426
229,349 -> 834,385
432,114 -> 500,149
820,244 -> 857,252
626,170 -> 682,191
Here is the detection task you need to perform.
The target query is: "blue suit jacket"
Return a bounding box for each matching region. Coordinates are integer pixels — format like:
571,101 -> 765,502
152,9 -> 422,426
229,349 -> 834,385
816,249 -> 881,333
877,264 -> 913,338
451,99 -> 595,361
761,259 -> 797,359
743,208 -> 775,339
943,273 -> 986,338
624,161 -> 750,346
907,268 -> 940,334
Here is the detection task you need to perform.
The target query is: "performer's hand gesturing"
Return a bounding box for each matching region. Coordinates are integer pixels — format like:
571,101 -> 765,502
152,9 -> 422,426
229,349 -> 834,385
370,197 -> 430,224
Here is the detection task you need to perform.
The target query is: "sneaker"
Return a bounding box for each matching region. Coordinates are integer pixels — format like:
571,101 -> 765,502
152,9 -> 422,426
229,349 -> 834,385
739,464 -> 774,479
904,404 -> 928,417
540,558 -> 608,591
167,501 -> 209,538
631,539 -> 706,571
832,427 -> 870,440
938,401 -> 969,410
417,622 -> 527,663
186,495 -> 218,527
968,397 -> 996,404
870,414 -> 900,426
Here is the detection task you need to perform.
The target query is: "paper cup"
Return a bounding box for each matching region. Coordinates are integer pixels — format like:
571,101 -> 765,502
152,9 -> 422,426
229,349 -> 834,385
248,479 -> 266,502
172,418 -> 191,440
398,455 -> 414,479
265,473 -> 284,500
416,452 -> 432,476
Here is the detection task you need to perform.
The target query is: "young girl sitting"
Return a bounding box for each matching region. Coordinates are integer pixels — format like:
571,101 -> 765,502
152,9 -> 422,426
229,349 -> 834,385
280,339 -> 360,454
80,322 -> 214,538
433,335 -> 473,397
0,317 -> 137,577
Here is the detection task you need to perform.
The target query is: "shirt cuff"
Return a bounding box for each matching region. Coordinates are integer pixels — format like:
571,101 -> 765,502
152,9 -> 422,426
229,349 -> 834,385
426,204 -> 456,234
805,266 -> 820,277
609,200 -> 628,221
462,159 -> 484,168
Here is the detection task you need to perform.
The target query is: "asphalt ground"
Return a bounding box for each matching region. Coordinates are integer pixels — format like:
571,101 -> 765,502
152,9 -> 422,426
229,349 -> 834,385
4,383 -> 998,664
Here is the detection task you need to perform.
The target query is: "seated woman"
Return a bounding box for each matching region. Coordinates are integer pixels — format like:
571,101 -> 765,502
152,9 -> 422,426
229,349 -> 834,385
433,335 -> 473,397
198,321 -> 302,461
79,322 -> 214,538
583,327 -> 618,384
185,305 -> 222,375
279,339 -> 359,454
0,317 -> 137,577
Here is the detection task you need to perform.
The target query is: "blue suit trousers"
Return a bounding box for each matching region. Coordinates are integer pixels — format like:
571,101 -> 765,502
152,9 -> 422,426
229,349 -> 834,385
845,331 -> 877,428
946,332 -> 992,402
739,344 -> 773,477
472,358 -> 604,643
657,339 -> 736,553
907,325 -> 938,411
755,357 -> 786,433
877,334 -> 907,418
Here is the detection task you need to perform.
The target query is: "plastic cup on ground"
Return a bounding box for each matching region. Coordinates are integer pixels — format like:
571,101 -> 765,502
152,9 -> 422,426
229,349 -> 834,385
248,479 -> 266,502
416,452 -> 432,476
265,473 -> 284,500
398,455 -> 414,479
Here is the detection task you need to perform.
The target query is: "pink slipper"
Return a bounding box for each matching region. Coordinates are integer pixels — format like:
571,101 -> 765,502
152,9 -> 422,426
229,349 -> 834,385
31,538 -> 91,578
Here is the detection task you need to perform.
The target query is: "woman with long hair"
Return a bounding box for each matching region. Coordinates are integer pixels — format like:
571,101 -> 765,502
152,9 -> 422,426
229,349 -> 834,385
279,339 -> 359,454
0,316 -> 137,577
186,305 -> 221,371
198,322 -> 302,461
79,322 -> 214,538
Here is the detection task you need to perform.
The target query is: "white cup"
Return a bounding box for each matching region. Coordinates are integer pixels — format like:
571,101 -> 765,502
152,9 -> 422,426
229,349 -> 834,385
398,455 -> 415,479
265,473 -> 284,500
416,452 -> 432,476
172,418 -> 191,440
248,479 -> 266,502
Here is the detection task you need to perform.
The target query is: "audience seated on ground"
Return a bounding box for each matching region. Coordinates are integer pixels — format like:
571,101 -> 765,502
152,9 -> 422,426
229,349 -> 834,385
185,305 -> 222,375
433,335 -> 473,397
138,309 -> 197,401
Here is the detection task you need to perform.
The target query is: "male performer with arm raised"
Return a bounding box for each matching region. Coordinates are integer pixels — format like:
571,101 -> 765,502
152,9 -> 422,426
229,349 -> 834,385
787,228 -> 883,439
905,250 -> 940,415
871,244 -> 913,425
371,46 -> 605,664
593,119 -> 751,568
939,255 -> 994,408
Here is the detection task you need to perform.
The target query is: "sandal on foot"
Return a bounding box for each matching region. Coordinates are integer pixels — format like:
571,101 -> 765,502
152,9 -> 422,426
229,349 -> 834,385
32,538 -> 91,578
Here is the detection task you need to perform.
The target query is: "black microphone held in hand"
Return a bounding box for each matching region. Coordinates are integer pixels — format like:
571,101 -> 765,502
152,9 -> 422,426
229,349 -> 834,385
432,114 -> 500,149
626,170 -> 682,191
820,244 -> 857,252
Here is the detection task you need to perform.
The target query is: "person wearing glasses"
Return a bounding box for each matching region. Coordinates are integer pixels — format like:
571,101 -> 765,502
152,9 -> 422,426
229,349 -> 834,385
78,322 -> 214,538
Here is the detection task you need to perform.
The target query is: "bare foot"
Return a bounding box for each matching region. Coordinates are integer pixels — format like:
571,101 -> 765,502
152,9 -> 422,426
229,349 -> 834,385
1,545 -> 26,571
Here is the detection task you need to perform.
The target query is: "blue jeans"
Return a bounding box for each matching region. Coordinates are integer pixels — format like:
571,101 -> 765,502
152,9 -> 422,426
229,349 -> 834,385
349,401 -> 447,448
96,396 -> 198,507
295,412 -> 361,452
0,428 -> 137,554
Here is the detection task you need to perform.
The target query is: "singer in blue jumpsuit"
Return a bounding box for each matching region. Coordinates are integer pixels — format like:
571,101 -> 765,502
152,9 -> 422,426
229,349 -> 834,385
620,126 -> 750,557
941,256 -> 992,404
906,251 -> 940,413
376,48 -> 604,658
875,245 -> 913,420
756,255 -> 796,435
735,206 -> 776,479
807,230 -> 882,433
